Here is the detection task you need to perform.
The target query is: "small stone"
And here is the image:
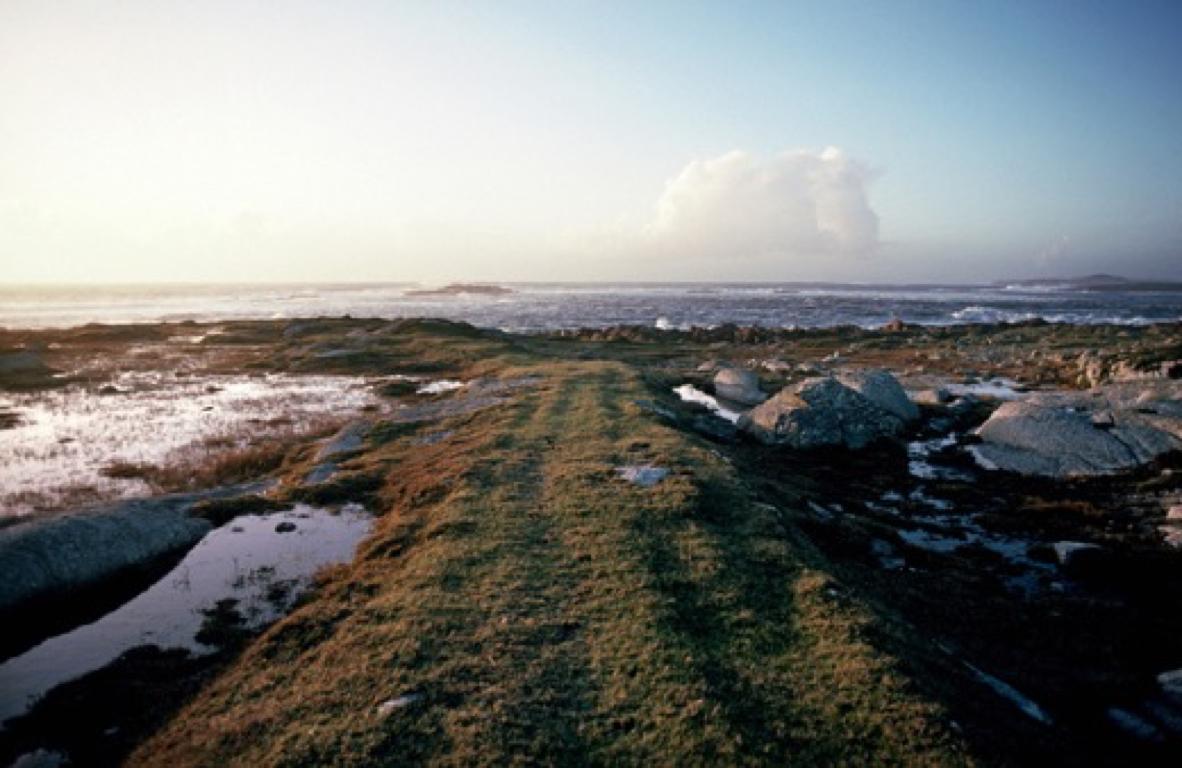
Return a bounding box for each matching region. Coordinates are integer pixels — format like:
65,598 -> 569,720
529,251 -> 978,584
377,693 -> 422,716
614,465 -> 669,487
275,521 -> 298,534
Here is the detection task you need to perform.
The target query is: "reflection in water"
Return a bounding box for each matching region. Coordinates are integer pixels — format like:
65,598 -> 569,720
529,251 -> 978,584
0,504 -> 371,725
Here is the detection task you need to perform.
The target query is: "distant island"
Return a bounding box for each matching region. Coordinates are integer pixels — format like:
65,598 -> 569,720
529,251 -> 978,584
404,283 -> 515,298
995,274 -> 1182,292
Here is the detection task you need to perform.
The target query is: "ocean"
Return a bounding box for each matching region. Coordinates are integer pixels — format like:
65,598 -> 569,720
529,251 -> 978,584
2,282 -> 1181,331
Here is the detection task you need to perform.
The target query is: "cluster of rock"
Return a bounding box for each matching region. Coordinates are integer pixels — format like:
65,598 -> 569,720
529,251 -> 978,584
1076,351 -> 1182,388
733,369 -> 919,449
971,380 -> 1182,477
696,361 -> 1181,479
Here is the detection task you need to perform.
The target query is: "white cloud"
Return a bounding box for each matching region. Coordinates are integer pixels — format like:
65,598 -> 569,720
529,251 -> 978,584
645,147 -> 879,260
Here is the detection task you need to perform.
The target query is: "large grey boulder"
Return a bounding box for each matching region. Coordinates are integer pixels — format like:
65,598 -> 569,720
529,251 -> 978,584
972,382 -> 1182,477
0,493 -> 220,613
838,369 -> 919,423
712,367 -> 766,406
739,377 -> 904,449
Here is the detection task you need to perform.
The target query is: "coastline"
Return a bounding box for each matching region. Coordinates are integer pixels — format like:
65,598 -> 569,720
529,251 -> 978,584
1,316 -> 1181,764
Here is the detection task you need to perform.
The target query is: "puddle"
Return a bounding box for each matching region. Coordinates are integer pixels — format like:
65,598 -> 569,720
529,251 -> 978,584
417,380 -> 464,395
672,384 -> 742,424
1,374 -> 379,516
907,435 -> 974,481
0,503 -> 371,725
614,465 -> 669,487
965,662 -> 1052,724
908,488 -> 953,511
945,378 -> 1027,401
413,430 -> 455,446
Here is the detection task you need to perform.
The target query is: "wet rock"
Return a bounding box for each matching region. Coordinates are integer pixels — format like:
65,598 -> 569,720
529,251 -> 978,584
712,367 -> 766,406
738,377 -> 904,449
274,521 -> 298,533
837,369 -> 919,423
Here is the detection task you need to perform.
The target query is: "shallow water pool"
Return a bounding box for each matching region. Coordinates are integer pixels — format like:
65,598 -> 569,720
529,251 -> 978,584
0,503 -> 371,725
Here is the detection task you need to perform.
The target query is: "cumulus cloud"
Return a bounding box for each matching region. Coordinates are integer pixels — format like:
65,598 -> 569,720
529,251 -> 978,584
645,147 -> 879,259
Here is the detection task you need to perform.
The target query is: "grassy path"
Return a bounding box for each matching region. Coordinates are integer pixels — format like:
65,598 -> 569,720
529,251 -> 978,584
131,361 -> 970,766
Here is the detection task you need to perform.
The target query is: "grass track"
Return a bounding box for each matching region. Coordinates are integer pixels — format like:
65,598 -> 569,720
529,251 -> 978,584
130,360 -> 971,766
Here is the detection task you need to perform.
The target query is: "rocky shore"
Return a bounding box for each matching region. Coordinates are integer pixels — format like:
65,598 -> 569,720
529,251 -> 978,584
1,317 -> 1180,765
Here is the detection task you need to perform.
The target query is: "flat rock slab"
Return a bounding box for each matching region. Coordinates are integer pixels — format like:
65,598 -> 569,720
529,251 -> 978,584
972,381 -> 1182,477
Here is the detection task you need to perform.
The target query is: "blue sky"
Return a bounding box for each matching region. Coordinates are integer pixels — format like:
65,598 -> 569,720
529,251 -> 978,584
1,0 -> 1179,282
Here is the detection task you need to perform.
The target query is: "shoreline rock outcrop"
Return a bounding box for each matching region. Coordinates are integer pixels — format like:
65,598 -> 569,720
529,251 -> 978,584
971,381 -> 1182,477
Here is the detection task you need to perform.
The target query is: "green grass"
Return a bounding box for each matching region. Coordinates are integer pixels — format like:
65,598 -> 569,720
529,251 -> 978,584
130,359 -> 969,766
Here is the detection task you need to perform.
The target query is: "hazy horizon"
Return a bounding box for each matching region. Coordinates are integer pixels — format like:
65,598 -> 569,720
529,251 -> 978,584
2,1 -> 1180,284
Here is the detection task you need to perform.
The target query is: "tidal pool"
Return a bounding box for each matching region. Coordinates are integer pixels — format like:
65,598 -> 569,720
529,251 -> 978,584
0,503 -> 371,725
0,373 -> 378,516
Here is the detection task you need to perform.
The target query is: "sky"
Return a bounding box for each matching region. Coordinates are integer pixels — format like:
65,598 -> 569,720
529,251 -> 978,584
1,0 -> 1180,284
